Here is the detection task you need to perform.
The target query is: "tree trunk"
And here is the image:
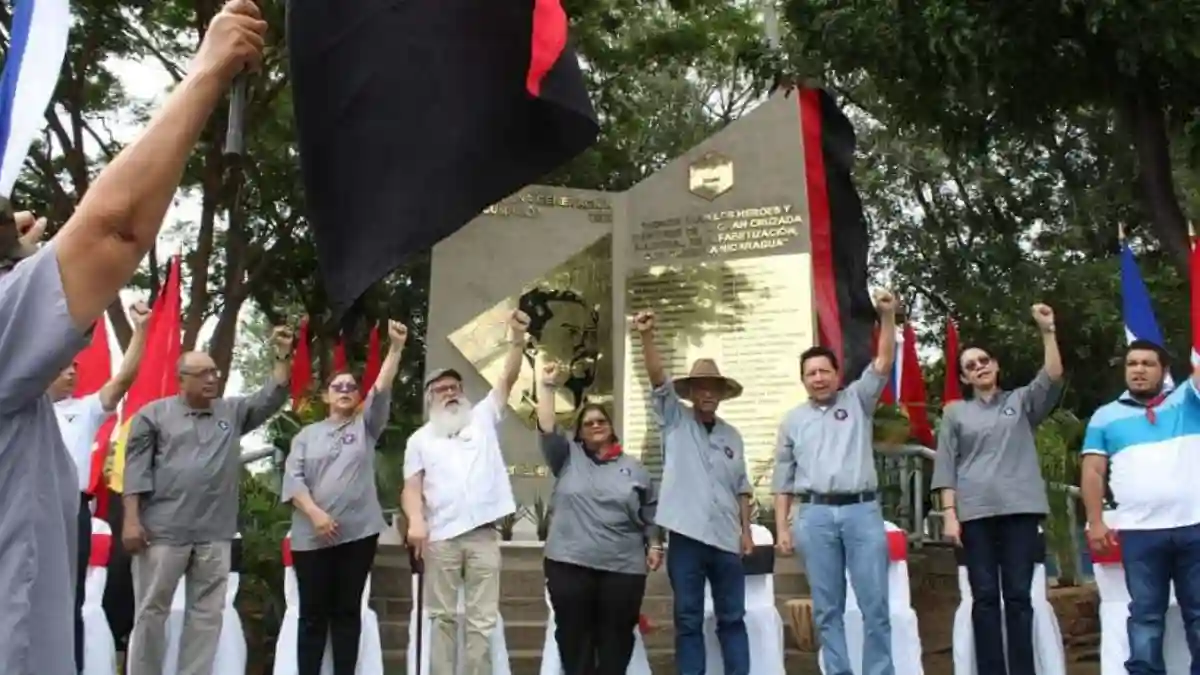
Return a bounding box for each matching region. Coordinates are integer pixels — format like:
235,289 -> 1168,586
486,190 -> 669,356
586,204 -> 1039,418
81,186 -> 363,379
1121,79 -> 1191,270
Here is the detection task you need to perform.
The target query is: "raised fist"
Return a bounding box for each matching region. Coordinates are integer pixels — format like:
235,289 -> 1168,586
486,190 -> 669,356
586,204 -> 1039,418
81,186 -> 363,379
1031,304 -> 1055,331
632,310 -> 655,334
129,301 -> 151,329
193,0 -> 268,83
873,288 -> 897,315
509,310 -> 531,337
541,361 -> 561,387
388,320 -> 408,347
271,325 -> 294,358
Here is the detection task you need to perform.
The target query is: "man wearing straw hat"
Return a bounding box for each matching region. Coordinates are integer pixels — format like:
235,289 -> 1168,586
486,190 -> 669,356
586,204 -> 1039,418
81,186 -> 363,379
633,310 -> 754,675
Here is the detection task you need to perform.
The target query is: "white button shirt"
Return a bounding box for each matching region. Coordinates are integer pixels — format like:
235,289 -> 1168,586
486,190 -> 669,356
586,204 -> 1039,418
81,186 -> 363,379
53,393 -> 112,492
403,392 -> 516,542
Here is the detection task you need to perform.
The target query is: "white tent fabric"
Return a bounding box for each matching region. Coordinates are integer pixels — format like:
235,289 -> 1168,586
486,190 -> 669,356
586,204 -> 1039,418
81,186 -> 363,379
83,518 -> 118,675
702,524 -> 787,675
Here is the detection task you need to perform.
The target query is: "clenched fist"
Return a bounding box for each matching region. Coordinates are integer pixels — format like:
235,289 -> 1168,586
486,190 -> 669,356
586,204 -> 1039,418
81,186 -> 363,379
388,320 -> 408,347
192,0 -> 268,84
271,325 -> 294,359
129,301 -> 151,330
873,288 -> 897,316
1031,304 -> 1055,332
509,310 -> 531,338
632,310 -> 655,334
541,361 -> 561,388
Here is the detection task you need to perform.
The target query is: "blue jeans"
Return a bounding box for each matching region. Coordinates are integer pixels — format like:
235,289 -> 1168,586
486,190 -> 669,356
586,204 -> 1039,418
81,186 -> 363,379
666,532 -> 750,675
794,500 -> 894,675
1121,523 -> 1200,675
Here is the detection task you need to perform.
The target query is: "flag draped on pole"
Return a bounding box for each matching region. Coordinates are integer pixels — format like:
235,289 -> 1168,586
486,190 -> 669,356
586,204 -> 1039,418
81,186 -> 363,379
797,88 -> 875,381
899,322 -> 934,447
1119,240 -> 1166,348
288,0 -> 599,316
943,317 -> 963,406
362,325 -> 382,392
291,317 -> 312,410
73,318 -> 118,499
0,0 -> 71,197
104,257 -> 182,502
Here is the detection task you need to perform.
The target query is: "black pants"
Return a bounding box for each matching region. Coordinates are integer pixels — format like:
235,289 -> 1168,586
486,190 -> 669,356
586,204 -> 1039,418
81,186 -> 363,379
961,514 -> 1042,675
544,558 -> 647,675
293,534 -> 379,675
102,490 -> 135,651
75,493 -> 91,674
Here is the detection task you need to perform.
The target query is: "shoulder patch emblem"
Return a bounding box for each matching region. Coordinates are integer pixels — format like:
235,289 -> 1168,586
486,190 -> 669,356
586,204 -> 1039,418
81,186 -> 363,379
834,409 -> 848,421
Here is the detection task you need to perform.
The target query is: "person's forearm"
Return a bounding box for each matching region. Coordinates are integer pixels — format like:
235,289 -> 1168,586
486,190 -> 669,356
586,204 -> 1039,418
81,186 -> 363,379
774,494 -> 792,532
401,486 -> 425,524
873,313 -> 896,374
374,345 -> 403,392
289,488 -> 322,520
100,324 -> 149,410
940,488 -> 957,520
271,356 -> 292,385
69,71 -> 224,251
122,494 -> 141,524
1041,329 -> 1063,380
1081,469 -> 1107,526
740,496 -> 752,531
639,331 -> 666,387
497,340 -> 524,397
537,384 -> 557,431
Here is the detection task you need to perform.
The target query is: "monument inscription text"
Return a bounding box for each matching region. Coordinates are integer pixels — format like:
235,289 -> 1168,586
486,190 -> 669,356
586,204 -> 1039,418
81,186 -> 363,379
633,204 -> 804,264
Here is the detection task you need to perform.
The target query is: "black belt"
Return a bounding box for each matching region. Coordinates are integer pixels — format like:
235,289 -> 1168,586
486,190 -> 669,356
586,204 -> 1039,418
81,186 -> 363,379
797,491 -> 876,506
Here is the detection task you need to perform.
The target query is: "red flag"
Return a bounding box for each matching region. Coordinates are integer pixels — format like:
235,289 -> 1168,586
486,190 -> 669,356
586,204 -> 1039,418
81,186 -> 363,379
332,338 -> 348,373
291,318 -> 312,410
362,325 -> 382,392
1190,224 -> 1200,366
899,323 -> 934,447
73,319 -> 110,397
97,256 -> 183,514
943,318 -> 963,406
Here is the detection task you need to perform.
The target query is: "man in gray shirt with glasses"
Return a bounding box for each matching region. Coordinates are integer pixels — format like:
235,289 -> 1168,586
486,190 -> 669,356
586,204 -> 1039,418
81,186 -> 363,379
122,337 -> 291,675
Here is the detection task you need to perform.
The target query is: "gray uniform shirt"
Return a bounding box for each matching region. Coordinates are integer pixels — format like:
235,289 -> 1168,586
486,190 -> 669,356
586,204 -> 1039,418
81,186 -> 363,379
283,389 -> 392,551
653,380 -> 752,554
773,366 -> 888,494
541,431 -> 660,575
931,369 -> 1063,522
0,244 -> 89,675
124,381 -> 289,544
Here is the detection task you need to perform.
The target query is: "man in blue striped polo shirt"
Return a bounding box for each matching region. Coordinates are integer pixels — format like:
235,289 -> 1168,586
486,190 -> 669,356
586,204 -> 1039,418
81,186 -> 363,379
1080,339 -> 1200,675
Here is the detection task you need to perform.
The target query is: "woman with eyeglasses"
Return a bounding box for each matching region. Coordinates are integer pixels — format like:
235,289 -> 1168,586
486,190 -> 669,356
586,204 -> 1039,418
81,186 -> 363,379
537,361 -> 662,675
931,304 -> 1065,675
282,320 -> 408,675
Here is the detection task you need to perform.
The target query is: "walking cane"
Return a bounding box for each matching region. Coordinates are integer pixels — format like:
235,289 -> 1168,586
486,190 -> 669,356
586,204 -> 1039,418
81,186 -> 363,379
410,545 -> 426,675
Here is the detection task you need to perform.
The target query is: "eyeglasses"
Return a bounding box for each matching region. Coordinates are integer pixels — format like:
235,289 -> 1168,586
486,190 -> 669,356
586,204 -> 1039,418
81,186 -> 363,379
330,381 -> 359,394
581,418 -> 610,428
962,356 -> 992,373
181,367 -> 221,380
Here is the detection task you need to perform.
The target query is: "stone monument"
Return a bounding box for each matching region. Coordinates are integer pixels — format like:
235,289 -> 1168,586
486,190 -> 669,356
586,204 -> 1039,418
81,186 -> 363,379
426,92 -> 821,503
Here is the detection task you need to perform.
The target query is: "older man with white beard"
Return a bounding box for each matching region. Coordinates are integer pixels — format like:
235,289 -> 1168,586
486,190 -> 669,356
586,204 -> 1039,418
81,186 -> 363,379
402,310 -> 529,675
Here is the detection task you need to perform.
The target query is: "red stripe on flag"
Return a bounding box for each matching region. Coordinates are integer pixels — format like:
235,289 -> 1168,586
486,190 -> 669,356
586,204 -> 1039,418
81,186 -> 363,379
363,325 -> 382,392
526,0 -> 568,97
292,318 -> 312,410
798,89 -> 842,368
899,322 -> 934,447
86,416 -> 118,496
74,319 -> 111,397
943,318 -> 963,405
89,532 -> 112,568
333,338 -> 348,373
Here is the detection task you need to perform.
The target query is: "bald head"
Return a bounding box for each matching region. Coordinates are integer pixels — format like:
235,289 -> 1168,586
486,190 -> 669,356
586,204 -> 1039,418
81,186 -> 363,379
178,350 -> 220,403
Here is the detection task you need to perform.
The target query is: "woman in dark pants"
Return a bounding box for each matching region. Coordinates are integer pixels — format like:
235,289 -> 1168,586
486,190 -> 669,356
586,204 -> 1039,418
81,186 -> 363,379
282,320 -> 407,675
931,304 -> 1064,675
537,361 -> 662,675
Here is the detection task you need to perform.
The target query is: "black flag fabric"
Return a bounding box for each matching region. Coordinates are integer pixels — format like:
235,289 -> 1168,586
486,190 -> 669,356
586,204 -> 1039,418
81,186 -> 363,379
797,88 -> 876,381
288,0 -> 599,315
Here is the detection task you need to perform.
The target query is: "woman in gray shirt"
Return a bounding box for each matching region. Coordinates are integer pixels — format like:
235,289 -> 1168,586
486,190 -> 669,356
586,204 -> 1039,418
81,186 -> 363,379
931,305 -> 1063,675
282,320 -> 407,675
536,361 -> 662,675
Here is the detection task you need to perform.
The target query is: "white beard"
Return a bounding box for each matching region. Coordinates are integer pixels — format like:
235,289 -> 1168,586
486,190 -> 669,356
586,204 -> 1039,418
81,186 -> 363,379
430,397 -> 473,437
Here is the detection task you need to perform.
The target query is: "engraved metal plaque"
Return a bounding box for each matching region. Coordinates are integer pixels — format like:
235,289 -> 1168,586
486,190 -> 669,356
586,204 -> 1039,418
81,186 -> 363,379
688,151 -> 735,201
448,234 -> 614,429
622,254 -> 816,495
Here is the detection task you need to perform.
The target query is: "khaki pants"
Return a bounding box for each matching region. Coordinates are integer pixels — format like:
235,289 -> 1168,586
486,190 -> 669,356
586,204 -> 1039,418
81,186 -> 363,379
426,527 -> 502,675
127,541 -> 231,675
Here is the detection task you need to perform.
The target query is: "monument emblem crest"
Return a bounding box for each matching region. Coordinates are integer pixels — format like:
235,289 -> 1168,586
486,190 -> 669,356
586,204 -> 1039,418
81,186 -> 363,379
688,151 -> 734,201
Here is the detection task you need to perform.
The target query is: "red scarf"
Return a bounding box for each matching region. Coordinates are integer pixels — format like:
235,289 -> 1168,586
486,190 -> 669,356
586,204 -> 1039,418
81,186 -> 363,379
1144,391 -> 1169,424
595,442 -> 622,462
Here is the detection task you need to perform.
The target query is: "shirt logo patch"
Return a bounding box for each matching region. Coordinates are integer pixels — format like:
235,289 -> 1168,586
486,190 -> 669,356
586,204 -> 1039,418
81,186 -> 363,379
342,432 -> 357,445
723,446 -> 734,459
217,420 -> 230,431
834,409 -> 848,421
1003,407 -> 1016,417
65,414 -> 77,423
619,467 -> 631,476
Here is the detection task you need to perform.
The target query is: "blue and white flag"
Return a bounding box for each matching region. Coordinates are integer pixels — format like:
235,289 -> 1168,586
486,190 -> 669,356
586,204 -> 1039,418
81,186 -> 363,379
0,0 -> 71,198
1121,241 -> 1174,387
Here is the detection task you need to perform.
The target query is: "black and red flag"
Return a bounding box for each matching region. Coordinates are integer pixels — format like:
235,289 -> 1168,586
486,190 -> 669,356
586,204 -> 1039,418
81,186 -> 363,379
288,0 -> 599,315
798,88 -> 876,381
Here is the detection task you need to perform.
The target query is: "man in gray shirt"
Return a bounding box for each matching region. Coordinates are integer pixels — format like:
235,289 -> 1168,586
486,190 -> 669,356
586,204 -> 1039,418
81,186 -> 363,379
0,5 -> 266,673
772,289 -> 897,675
122,336 -> 292,675
633,310 -> 754,675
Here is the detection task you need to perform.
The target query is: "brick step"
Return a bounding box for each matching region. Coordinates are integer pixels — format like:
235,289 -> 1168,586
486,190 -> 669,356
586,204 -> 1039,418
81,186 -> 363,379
383,647 -> 820,675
